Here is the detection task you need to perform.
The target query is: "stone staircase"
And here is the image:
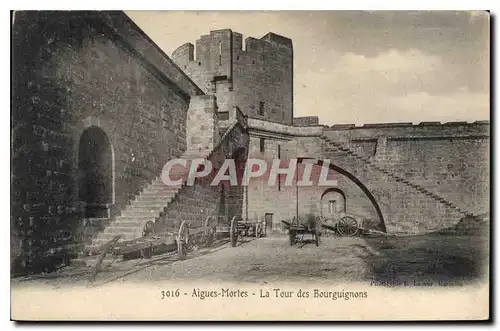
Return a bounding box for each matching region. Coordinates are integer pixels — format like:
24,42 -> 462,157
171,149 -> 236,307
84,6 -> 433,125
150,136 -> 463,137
74,120 -> 244,265
74,151 -> 206,265
320,136 -> 473,217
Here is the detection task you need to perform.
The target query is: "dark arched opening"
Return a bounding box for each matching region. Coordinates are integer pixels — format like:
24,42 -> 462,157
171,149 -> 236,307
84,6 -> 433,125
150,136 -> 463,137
320,188 -> 347,219
78,126 -> 114,218
298,157 -> 387,233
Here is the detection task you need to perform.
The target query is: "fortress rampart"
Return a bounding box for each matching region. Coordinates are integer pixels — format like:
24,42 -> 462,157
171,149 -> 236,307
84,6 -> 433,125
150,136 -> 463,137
172,29 -> 293,124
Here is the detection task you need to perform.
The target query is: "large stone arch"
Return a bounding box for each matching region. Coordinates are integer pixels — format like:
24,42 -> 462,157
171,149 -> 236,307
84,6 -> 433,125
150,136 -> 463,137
297,157 -> 387,232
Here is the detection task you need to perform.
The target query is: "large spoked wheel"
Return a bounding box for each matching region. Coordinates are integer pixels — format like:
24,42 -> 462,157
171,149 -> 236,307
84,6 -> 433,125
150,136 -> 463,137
314,230 -> 320,246
230,217 -> 238,247
255,223 -> 262,239
177,220 -> 190,260
316,216 -> 325,225
140,220 -> 156,259
201,217 -> 215,247
337,216 -> 359,237
142,220 -> 155,237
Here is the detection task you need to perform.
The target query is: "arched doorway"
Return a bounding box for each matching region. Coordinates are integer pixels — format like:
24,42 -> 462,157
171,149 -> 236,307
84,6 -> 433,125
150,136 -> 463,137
320,188 -> 346,219
78,126 -> 114,218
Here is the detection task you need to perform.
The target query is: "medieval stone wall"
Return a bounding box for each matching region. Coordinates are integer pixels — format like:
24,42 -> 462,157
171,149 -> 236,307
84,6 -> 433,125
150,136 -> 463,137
11,11 -> 201,274
323,121 -> 490,216
244,119 -> 489,235
11,12 -> 491,276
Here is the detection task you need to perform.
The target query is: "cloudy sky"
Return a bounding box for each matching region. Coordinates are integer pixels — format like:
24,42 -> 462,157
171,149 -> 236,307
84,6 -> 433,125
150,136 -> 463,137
126,11 -> 490,125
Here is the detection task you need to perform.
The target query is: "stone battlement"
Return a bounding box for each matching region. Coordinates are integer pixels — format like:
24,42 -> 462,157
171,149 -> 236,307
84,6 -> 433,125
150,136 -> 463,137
325,120 -> 490,140
327,120 -> 490,130
172,29 -> 294,125
172,29 -> 292,66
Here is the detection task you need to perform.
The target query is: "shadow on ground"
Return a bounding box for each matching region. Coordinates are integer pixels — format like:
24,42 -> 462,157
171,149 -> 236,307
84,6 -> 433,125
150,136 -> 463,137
357,232 -> 489,286
11,238 -> 236,288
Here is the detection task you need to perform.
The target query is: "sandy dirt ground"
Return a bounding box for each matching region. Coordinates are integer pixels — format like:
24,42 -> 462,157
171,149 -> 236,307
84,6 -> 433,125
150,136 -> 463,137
11,233 -> 489,290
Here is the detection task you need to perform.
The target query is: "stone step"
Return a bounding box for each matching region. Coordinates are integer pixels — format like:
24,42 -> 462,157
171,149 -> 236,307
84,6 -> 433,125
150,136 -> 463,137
95,232 -> 140,242
103,225 -> 143,234
124,205 -> 166,214
128,201 -> 171,209
112,220 -> 154,228
96,228 -> 142,238
142,188 -> 180,195
147,181 -> 183,190
136,194 -> 176,203
141,189 -> 175,196
116,215 -> 156,222
152,180 -> 180,187
142,185 -> 180,193
108,221 -> 149,229
121,209 -> 163,217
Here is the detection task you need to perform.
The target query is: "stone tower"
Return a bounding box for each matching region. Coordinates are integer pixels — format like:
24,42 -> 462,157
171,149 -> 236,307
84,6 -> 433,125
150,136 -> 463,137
172,29 -> 294,125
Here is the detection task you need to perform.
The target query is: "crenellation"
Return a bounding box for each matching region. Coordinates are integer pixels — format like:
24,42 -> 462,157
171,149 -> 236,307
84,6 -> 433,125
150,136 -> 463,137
232,32 -> 243,52
171,42 -> 194,67
260,32 -> 293,49
172,29 -> 293,124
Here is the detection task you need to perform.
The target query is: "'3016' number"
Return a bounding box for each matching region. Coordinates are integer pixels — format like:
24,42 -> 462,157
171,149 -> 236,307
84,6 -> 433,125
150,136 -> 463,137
161,289 -> 180,299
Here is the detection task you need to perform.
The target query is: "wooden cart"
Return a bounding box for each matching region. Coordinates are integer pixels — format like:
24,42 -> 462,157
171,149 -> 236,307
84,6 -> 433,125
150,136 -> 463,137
86,216 -> 219,280
318,213 -> 361,237
280,213 -> 364,247
86,215 -> 267,280
281,218 -> 321,246
216,216 -> 265,247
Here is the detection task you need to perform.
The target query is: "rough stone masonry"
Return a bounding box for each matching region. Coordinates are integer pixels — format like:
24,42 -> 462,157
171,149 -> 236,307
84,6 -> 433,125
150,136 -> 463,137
11,11 -> 490,275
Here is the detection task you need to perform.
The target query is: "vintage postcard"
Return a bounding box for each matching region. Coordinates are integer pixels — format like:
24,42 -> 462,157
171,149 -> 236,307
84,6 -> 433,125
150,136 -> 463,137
10,10 -> 490,321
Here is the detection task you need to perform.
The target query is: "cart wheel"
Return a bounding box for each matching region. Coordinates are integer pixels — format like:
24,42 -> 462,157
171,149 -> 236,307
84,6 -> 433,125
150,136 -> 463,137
202,217 -> 215,247
207,226 -> 215,246
141,244 -> 153,259
337,216 -> 359,237
289,230 -> 296,246
230,217 -> 238,247
177,220 -> 190,260
142,220 -> 155,238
